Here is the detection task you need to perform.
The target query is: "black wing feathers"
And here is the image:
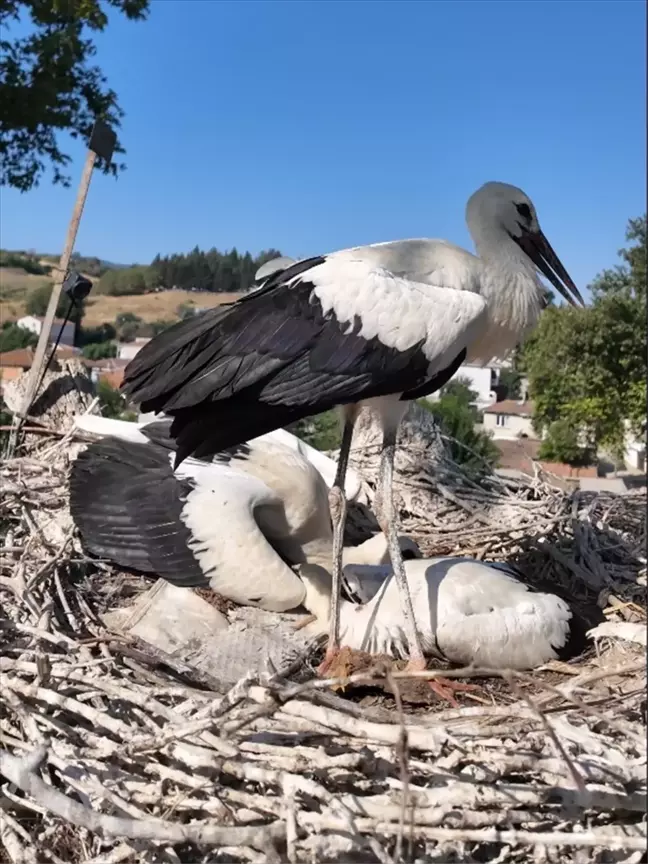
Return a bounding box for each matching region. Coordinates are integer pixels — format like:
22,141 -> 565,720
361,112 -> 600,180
401,348 -> 467,400
122,257 -> 463,463
69,437 -> 208,586
139,418 -> 176,450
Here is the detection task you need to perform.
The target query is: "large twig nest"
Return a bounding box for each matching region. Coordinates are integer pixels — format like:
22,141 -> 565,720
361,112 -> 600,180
0,383 -> 646,863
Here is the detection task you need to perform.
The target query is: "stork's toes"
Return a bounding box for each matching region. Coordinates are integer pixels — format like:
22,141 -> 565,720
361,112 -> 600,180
317,644 -> 342,677
428,676 -> 479,707
403,656 -> 427,674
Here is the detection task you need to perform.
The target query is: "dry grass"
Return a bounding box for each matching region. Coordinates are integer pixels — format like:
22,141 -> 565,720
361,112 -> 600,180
81,289 -> 242,327
0,269 -> 49,310
0,273 -> 241,328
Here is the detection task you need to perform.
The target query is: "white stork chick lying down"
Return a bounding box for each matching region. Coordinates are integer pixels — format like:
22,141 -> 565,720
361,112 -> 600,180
302,552 -> 594,671
69,416 -> 595,677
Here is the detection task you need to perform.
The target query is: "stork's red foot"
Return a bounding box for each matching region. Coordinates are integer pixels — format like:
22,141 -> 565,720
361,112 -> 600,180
317,645 -> 364,691
317,649 -> 338,677
317,645 -> 384,684
402,657 -> 478,707
428,676 -> 479,707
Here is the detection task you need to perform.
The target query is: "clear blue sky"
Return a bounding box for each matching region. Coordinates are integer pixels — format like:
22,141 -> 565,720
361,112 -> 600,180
3,0 -> 645,292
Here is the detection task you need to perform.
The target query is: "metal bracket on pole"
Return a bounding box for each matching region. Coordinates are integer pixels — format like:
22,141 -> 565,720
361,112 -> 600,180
4,120 -> 116,458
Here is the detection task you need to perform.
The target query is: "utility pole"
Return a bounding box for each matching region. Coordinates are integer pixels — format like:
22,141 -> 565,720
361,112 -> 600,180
5,120 -> 116,457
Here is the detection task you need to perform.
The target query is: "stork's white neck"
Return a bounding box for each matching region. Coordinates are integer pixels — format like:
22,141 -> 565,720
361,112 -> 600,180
468,224 -> 544,363
297,532 -> 394,615
298,563 -> 334,623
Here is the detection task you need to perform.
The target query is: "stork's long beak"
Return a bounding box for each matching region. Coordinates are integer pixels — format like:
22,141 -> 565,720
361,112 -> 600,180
514,229 -> 585,307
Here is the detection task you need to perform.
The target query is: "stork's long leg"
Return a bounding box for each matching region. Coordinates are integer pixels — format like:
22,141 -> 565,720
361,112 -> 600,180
376,429 -> 426,669
324,415 -> 355,663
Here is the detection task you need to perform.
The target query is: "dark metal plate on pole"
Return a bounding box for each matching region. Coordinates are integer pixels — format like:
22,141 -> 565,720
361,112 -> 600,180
62,271 -> 93,303
89,120 -> 116,164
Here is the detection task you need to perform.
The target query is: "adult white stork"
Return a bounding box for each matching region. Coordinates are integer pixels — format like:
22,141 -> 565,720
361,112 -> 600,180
121,181 -> 583,675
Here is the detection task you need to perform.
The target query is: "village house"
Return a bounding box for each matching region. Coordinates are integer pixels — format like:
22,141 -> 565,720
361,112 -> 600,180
17,315 -> 76,348
425,362 -> 498,412
482,399 -> 536,440
0,346 -> 79,390
117,337 -> 151,360
83,357 -> 131,389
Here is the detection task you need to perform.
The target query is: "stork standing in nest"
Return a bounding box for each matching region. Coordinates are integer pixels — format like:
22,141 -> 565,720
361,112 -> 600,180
121,181 -> 583,685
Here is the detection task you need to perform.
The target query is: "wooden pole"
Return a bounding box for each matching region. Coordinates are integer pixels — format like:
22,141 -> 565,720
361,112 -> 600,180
5,149 -> 97,457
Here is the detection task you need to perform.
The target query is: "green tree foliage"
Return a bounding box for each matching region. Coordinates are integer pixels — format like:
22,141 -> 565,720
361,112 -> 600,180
82,340 -> 117,360
496,367 -> 522,400
113,311 -> 143,341
421,377 -> 499,475
96,379 -> 136,420
522,215 -> 646,462
0,321 -> 38,352
1,0 -> 149,191
538,419 -> 594,466
78,322 -> 116,345
25,282 -> 85,328
96,265 -> 151,296
176,302 -> 198,321
117,323 -> 138,342
149,247 -> 284,293
288,411 -> 341,452
112,312 -> 142,341
115,312 -> 141,326
150,319 -> 174,335
68,252 -> 108,277
0,249 -> 50,274
439,377 -> 478,405
94,247 -> 286,296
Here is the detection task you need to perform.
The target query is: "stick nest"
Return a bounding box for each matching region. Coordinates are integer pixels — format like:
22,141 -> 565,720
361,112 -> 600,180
1,425 -> 646,864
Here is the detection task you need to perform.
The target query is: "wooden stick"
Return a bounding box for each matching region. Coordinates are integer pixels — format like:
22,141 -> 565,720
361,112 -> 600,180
5,149 -> 97,456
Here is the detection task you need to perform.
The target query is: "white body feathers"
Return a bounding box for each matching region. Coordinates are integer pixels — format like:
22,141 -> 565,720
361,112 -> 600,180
302,555 -> 574,670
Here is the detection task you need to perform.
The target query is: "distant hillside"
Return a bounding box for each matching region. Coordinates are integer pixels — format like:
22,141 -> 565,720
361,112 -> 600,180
38,252 -> 129,277
0,245 -> 283,330
0,285 -> 242,328
82,289 -> 242,327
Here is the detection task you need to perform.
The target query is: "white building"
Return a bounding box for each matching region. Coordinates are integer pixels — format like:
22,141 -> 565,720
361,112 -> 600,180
482,400 -> 536,440
426,363 -> 498,412
623,420 -> 646,473
17,315 -> 76,347
117,337 -> 151,360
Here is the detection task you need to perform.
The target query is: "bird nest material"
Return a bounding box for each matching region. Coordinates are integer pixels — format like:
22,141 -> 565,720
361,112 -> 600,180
0,422 -> 647,864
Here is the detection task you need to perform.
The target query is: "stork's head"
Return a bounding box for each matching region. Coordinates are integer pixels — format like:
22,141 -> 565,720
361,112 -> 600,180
467,181 -> 584,308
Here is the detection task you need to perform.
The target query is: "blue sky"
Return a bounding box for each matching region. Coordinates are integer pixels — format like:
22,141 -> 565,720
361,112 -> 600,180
3,0 -> 645,292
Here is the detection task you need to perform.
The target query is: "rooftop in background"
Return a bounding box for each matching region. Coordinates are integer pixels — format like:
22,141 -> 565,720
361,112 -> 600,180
495,438 -> 542,474
484,400 -> 534,417
494,438 -> 599,488
0,345 -> 79,368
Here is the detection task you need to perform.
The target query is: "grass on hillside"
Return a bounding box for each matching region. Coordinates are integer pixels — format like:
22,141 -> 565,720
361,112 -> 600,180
0,268 -> 49,300
0,264 -> 241,327
81,290 -> 242,327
